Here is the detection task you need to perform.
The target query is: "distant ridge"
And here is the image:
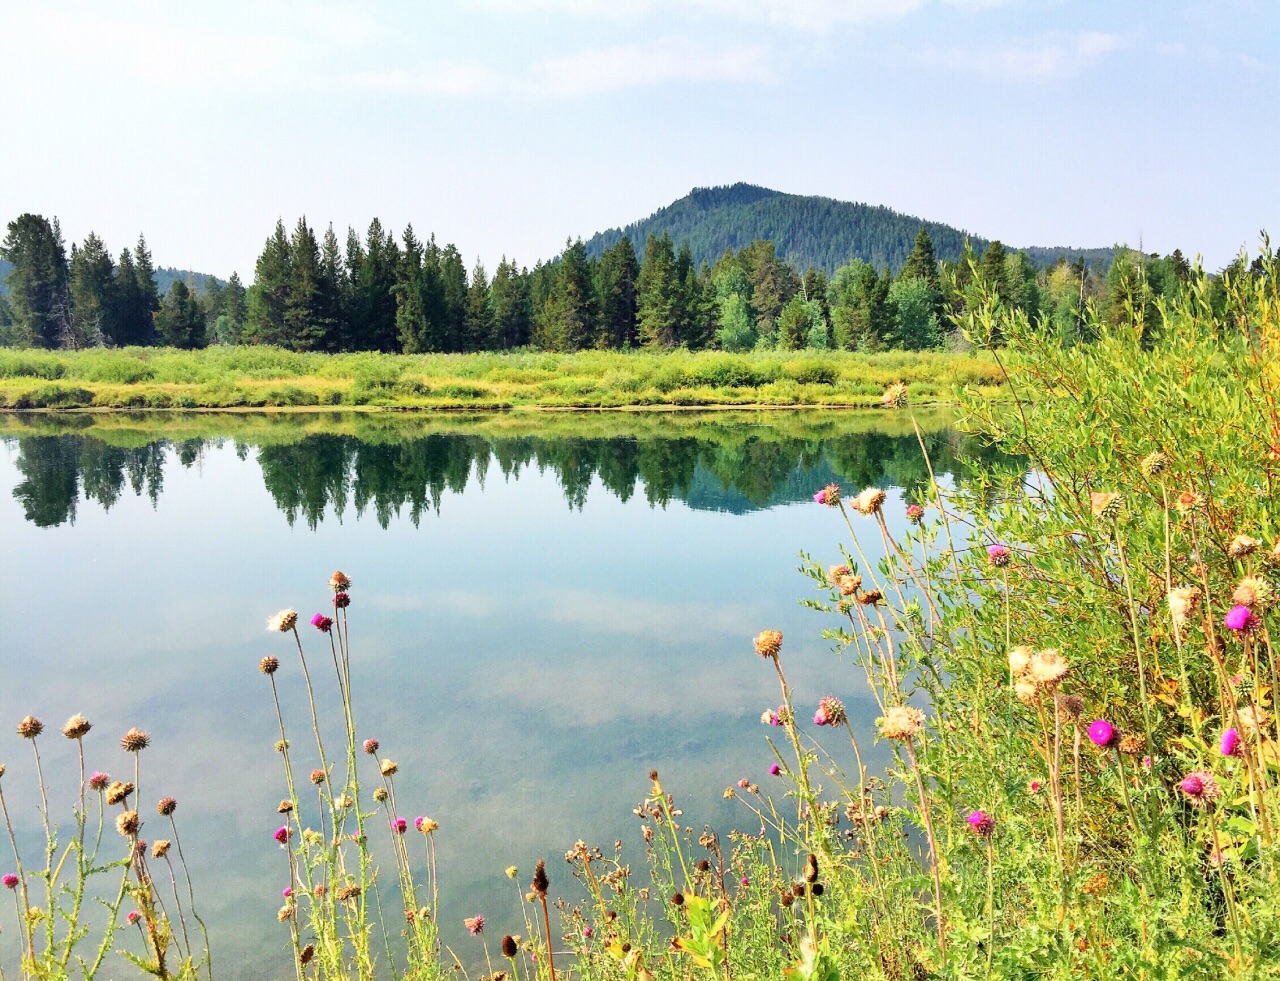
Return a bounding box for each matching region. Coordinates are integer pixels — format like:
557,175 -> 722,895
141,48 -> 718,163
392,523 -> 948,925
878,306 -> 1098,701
582,183 -> 1115,274
0,258 -> 220,297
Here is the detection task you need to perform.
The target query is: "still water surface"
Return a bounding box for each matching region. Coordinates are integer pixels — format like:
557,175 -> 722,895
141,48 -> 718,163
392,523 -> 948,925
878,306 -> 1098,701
0,410 -> 994,978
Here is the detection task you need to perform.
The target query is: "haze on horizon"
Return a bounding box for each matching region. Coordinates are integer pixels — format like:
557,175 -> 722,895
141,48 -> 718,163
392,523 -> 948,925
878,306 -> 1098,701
1,0 -> 1277,279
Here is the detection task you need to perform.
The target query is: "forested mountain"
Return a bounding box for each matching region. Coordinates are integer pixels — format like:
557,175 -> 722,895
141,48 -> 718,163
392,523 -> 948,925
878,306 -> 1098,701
0,258 -> 216,297
583,184 -> 1115,275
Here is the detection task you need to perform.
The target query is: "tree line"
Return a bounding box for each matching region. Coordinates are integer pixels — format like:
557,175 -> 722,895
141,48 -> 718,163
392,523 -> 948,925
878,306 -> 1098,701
0,211 -> 1263,354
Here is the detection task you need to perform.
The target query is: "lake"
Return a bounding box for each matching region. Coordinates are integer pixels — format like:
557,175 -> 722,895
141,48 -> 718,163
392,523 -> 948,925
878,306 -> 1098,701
0,409 -> 995,978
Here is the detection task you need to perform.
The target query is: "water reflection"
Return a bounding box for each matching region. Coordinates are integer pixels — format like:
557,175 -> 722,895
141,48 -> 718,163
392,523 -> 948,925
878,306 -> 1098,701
3,410 -> 1001,528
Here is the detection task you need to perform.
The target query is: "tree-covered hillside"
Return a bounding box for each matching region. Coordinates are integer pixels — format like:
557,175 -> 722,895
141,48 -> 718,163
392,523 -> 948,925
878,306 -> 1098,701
583,183 -> 1114,274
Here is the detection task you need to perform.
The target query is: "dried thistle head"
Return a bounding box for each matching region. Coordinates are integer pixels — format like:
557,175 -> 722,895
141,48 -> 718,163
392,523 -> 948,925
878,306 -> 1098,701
501,935 -> 518,958
1233,576 -> 1272,609
362,738 -> 379,755
373,787 -> 389,802
417,816 -> 439,833
278,903 -> 294,922
826,564 -> 851,584
1055,694 -> 1085,719
1014,679 -> 1038,704
300,944 -> 316,965
1167,586 -> 1202,626
858,589 -> 883,606
1118,734 -> 1143,756
1174,490 -> 1204,514
1089,491 -> 1123,519
157,797 -> 177,816
259,656 -> 280,675
1229,535 -> 1262,559
336,884 -> 361,902
1140,451 -> 1170,478
882,383 -> 908,409
329,571 -> 352,592
62,715 -> 92,740
151,840 -> 171,859
334,794 -> 353,809
116,810 -> 140,837
266,610 -> 298,633
803,853 -> 819,883
121,728 -> 150,753
1027,649 -> 1070,689
106,781 -> 134,806
753,630 -> 783,659
532,859 -> 549,896
309,769 -> 326,785
274,739 -> 288,754
853,488 -> 887,516
1008,645 -> 1034,676
17,716 -> 43,739
379,759 -> 398,777
877,705 -> 925,741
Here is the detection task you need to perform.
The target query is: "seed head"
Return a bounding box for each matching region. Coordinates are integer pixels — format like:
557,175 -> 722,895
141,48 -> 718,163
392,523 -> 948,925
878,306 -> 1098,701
502,935 -> 518,958
1055,694 -> 1084,719
532,859 -> 549,896
417,817 -> 439,833
116,810 -> 140,837
837,575 -> 861,596
1167,586 -> 1201,626
803,853 -> 819,883
1008,645 -> 1033,675
62,715 -> 92,740
1229,535 -> 1261,559
266,610 -> 298,632
17,716 -> 43,739
259,656 -> 280,675
967,810 -> 995,839
882,382 -> 909,408
121,728 -> 150,753
1140,451 -> 1170,478
1090,491 -> 1123,519
334,794 -> 353,809
852,488 -> 886,516
152,840 -> 171,858
878,705 -> 925,741
373,787 -> 388,802
379,759 -> 398,777
1233,576 -> 1272,609
329,571 -> 352,592
336,883 -> 361,902
1174,490 -> 1204,514
1238,704 -> 1269,736
106,781 -> 134,806
812,484 -> 840,506
753,630 -> 783,659
1014,679 -> 1038,704
157,797 -> 177,816
277,903 -> 294,922
1027,649 -> 1070,689
301,944 -> 316,965
309,769 -> 326,785
1118,734 -> 1143,756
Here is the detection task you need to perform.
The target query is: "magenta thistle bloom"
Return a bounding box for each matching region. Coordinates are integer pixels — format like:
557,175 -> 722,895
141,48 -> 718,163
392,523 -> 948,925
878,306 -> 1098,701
583,926 -> 593,939
1087,719 -> 1119,749
334,592 -> 351,609
89,771 -> 109,791
393,818 -> 407,835
988,544 -> 1010,567
740,876 -> 749,886
1221,728 -> 1243,758
414,816 -> 425,830
362,738 -> 379,755
769,763 -> 781,776
967,810 -> 995,839
1179,770 -> 1222,808
127,911 -> 141,925
274,826 -> 291,846
464,914 -> 484,936
311,613 -> 334,633
906,504 -> 924,523
813,489 -> 827,505
1225,605 -> 1259,633
282,887 -> 292,899
2,873 -> 17,889
814,696 -> 847,727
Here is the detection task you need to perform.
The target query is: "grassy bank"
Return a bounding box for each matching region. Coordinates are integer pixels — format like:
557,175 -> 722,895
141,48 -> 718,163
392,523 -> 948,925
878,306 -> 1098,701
0,346 -> 1004,411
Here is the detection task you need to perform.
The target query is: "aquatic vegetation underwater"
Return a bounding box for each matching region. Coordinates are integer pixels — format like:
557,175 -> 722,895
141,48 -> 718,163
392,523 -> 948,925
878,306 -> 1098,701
4,252 -> 1280,977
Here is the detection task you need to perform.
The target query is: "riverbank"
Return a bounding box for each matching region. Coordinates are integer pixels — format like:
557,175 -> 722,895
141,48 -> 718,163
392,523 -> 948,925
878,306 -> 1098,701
0,346 -> 1004,410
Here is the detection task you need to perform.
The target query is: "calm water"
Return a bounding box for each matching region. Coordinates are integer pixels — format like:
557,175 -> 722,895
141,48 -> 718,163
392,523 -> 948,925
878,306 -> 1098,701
0,410 -> 996,979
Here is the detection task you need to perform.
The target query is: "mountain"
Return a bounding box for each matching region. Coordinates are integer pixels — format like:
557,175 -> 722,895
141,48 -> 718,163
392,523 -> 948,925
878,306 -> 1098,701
582,183 -> 1115,274
0,258 -> 220,296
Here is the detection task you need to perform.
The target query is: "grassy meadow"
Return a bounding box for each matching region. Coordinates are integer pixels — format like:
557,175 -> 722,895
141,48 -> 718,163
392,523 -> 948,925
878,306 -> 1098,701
0,347 -> 1004,411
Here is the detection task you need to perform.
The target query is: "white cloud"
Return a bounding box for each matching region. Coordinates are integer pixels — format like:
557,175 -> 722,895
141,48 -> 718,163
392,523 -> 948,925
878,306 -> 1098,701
470,0 -> 924,30
928,30 -> 1123,80
339,64 -> 501,96
532,36 -> 777,96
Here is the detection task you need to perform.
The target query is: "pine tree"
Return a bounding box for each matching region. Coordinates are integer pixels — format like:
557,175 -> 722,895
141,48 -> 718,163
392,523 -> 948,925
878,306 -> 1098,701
439,244 -> 468,352
899,228 -> 941,289
463,259 -> 494,351
394,226 -> 429,353
69,233 -> 115,346
637,233 -> 681,347
112,249 -> 143,345
285,217 -> 324,350
245,219 -> 292,345
133,234 -> 160,344
491,258 -> 532,349
533,240 -> 595,351
0,214 -> 70,347
353,219 -> 400,352
596,237 -> 639,348
316,226 -> 345,350
155,281 -> 206,348
778,295 -> 810,350
222,272 -> 248,344
741,240 -> 786,336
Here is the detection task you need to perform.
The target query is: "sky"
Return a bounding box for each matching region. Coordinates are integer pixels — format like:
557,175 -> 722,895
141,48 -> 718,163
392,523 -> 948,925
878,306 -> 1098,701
2,0 -> 1278,278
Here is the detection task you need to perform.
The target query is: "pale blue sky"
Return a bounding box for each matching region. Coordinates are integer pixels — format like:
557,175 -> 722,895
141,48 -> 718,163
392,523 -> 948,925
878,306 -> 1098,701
1,1 -> 1276,278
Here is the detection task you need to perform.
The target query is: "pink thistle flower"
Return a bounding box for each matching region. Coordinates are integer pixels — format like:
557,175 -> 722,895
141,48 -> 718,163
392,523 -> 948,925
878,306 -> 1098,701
812,489 -> 827,505
2,873 -> 17,889
464,915 -> 484,936
1179,770 -> 1222,808
1142,756 -> 1152,768
1221,728 -> 1243,758
334,592 -> 351,609
814,696 -> 847,727
127,911 -> 141,925
813,484 -> 840,507
362,739 -> 379,755
583,926 -> 593,939
393,818 -> 407,835
740,876 -> 749,886
311,613 -> 334,633
769,764 -> 781,776
414,816 -> 425,830
737,778 -> 749,789
274,826 -> 291,846
967,810 -> 995,839
906,504 -> 924,523
988,544 -> 1010,567
89,771 -> 109,791
1225,605 -> 1259,633
1087,719 -> 1119,749
283,887 -> 292,899
1027,779 -> 1042,793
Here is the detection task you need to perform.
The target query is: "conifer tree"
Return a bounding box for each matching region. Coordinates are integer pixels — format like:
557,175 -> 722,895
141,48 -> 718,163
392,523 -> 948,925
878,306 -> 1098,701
112,249 -> 142,345
394,225 -> 429,353
491,258 -> 532,349
439,244 -> 468,352
0,214 -> 70,347
69,232 -> 116,346
463,259 -> 494,351
155,280 -> 206,348
245,219 -> 292,345
285,217 -> 324,350
637,233 -> 681,347
133,234 -> 160,344
596,237 -> 639,348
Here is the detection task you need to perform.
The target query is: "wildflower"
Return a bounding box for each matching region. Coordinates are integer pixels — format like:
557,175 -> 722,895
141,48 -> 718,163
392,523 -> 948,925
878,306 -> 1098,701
379,759 -> 398,777
853,488 -> 886,515
1090,491 -> 1123,518
1118,734 -> 1143,756
882,382 -> 908,408
2,874 -> 17,889
813,696 -> 847,727
89,771 -> 109,791
1238,704 -> 1269,736
17,716 -> 43,739
152,840 -> 170,858
1142,756 -> 1152,768
259,656 -> 279,675
1229,535 -> 1261,559
813,484 -> 840,506
1221,728 -> 1243,758
1174,490 -> 1204,513
988,544 -> 1010,567
362,738 -> 379,755
418,817 -> 439,833
311,613 -> 334,633
329,571 -> 351,592
278,904 -> 294,922
967,810 -> 995,839
505,865 -> 517,878
1168,586 -> 1201,626
1225,605 -> 1259,634
740,875 -> 750,887
282,887 -> 292,899
121,728 -> 149,753
1014,680 -> 1038,704
1087,719 -> 1119,749
1027,779 -> 1042,793
267,610 -> 298,632
502,935 -> 518,958
737,777 -> 749,788
62,714 -> 91,739
309,769 -> 326,785
827,564 -> 851,583
1027,649 -> 1070,689
373,787 -> 388,802
878,705 -> 925,741
1233,576 -> 1272,609
274,740 -> 288,753
335,884 -> 361,902
769,764 -> 781,776
906,504 -> 924,523
394,818 -> 407,835
106,781 -> 134,806
334,592 -> 351,609
1081,872 -> 1108,896
333,794 -> 352,809
274,826 -> 291,846
1179,770 -> 1221,808
754,630 -> 783,659
837,575 -> 861,596
127,911 -> 141,926
116,811 -> 140,837
761,709 -> 779,726
465,915 -> 485,936
157,797 -> 177,816
775,706 -> 793,726
1140,451 -> 1170,478
583,925 -> 594,939
858,589 -> 883,605
1008,645 -> 1033,675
